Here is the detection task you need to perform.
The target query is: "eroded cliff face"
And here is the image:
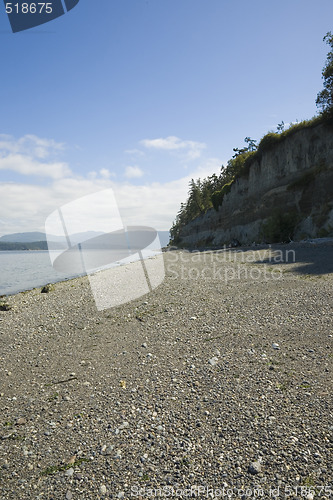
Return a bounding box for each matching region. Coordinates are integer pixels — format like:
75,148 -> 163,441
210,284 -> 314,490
179,123 -> 333,246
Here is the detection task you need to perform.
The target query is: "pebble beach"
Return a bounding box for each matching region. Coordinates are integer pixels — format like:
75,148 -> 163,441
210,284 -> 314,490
0,243 -> 332,499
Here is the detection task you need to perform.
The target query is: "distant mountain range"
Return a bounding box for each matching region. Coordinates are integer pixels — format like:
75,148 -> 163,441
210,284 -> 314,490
0,231 -> 104,244
0,230 -> 170,250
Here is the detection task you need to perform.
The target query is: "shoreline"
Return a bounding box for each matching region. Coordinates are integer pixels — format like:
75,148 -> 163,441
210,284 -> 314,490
2,238 -> 333,299
0,249 -> 164,299
1,238 -> 333,299
0,244 -> 332,498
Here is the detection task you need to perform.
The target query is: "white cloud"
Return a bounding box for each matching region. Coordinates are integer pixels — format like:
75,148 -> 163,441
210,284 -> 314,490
0,157 -> 222,235
0,133 -> 223,236
0,134 -> 70,179
140,136 -> 206,160
125,166 -> 144,179
0,154 -> 71,179
99,168 -> 115,179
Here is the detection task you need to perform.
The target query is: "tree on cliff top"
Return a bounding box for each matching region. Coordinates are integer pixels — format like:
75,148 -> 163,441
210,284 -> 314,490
316,31 -> 333,114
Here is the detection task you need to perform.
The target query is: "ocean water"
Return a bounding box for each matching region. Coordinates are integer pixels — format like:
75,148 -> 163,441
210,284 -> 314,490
0,249 -> 161,296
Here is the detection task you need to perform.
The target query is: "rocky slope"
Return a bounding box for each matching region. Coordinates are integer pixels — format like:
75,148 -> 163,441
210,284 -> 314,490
178,123 -> 333,247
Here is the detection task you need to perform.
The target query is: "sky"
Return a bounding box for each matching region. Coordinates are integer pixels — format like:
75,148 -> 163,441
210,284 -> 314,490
0,0 -> 332,236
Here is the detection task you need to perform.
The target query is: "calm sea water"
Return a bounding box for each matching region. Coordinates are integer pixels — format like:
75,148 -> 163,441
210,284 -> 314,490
0,251 -> 83,296
0,249 -> 161,296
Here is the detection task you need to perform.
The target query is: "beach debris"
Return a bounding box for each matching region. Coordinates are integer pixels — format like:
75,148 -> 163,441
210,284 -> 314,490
120,380 -> 127,389
189,316 -> 197,320
52,376 -> 78,385
272,343 -> 280,350
141,342 -> 147,348
41,284 -> 53,293
209,357 -> 218,366
0,302 -> 11,311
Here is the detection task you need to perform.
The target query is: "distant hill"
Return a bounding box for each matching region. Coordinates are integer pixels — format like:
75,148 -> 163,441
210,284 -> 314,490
0,232 -> 47,243
0,231 -> 105,244
0,230 -> 170,250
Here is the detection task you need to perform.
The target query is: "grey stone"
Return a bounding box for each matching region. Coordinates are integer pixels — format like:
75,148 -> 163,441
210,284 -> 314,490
248,461 -> 262,474
100,485 -> 107,495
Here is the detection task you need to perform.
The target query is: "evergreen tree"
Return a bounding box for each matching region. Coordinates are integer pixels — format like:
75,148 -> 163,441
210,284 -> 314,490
316,32 -> 333,114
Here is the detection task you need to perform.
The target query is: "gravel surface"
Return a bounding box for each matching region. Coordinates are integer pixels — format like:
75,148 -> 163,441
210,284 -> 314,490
0,244 -> 332,499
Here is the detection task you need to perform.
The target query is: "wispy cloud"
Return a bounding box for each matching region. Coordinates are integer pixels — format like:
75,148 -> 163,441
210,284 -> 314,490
125,166 -> 144,179
0,134 -> 65,159
87,169 -> 116,180
140,136 -> 206,160
124,148 -> 145,157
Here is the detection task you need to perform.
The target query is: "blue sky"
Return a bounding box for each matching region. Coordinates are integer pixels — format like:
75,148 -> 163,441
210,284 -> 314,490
0,0 -> 332,235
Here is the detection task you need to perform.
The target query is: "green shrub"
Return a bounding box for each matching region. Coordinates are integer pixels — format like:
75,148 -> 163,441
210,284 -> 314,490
241,151 -> 260,177
258,132 -> 282,153
211,181 -> 234,211
261,211 -> 299,243
211,189 -> 224,211
221,180 -> 233,195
